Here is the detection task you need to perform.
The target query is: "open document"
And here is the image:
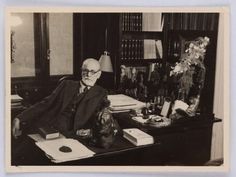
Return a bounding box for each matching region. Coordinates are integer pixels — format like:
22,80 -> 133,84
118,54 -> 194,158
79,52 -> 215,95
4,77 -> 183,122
35,138 -> 95,163
108,94 -> 146,113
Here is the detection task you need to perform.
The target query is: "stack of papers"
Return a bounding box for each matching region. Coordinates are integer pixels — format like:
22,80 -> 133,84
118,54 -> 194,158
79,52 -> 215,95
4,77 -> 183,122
108,94 -> 146,113
35,138 -> 95,163
11,94 -> 23,102
11,94 -> 23,109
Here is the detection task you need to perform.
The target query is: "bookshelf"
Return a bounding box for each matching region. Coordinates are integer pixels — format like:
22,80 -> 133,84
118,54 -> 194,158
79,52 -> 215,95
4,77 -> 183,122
116,12 -> 219,116
115,13 -> 166,103
119,13 -> 164,62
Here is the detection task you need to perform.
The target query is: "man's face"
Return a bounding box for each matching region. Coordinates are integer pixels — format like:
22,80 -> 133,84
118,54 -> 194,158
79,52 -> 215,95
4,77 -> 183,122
81,60 -> 101,87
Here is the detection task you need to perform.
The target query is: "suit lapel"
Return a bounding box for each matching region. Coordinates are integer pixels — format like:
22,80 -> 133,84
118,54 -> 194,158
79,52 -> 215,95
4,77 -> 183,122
62,81 -> 80,109
73,85 -> 103,130
82,85 -> 101,101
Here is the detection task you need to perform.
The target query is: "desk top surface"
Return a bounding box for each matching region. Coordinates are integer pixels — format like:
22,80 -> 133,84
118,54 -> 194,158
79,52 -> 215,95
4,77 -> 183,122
11,113 -> 220,166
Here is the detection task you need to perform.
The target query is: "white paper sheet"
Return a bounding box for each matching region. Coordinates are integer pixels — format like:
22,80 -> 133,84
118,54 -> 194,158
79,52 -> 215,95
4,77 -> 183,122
35,138 -> 95,163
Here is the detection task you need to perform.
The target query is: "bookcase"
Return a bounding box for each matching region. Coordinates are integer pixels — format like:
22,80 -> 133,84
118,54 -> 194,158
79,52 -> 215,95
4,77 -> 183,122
116,12 -> 219,116
118,13 -> 164,64
116,13 -> 165,103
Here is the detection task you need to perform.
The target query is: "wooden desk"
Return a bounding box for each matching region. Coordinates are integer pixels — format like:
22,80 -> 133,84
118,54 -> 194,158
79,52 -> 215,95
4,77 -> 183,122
12,134 -> 162,166
11,114 -> 222,166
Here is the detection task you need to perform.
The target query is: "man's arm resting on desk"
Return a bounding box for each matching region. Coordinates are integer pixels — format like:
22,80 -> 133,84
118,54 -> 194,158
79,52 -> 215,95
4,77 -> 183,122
17,80 -> 66,123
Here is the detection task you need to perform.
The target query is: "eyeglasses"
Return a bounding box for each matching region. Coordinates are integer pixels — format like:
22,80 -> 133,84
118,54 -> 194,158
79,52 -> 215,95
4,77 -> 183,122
81,68 -> 100,76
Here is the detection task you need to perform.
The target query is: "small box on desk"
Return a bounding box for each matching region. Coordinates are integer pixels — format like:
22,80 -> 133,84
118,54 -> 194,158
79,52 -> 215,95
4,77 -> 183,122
123,128 -> 154,146
38,126 -> 60,140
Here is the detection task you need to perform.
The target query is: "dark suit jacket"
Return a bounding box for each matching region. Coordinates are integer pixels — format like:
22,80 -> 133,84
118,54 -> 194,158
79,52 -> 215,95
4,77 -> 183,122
17,80 -> 108,133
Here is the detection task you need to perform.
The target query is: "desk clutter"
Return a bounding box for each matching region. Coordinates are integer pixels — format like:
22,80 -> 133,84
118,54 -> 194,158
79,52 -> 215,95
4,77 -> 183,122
132,115 -> 171,128
108,94 -> 202,128
28,128 -> 154,163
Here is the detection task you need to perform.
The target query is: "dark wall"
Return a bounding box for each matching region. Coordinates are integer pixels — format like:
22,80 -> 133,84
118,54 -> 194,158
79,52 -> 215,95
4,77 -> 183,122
73,13 -> 119,91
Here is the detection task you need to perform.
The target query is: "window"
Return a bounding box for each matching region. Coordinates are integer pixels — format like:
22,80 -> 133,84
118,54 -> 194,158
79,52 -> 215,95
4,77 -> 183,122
48,13 -> 73,76
11,13 -> 35,77
11,13 -> 73,79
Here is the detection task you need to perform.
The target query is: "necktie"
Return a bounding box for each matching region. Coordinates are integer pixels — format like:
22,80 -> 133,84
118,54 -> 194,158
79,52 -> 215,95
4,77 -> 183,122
79,85 -> 88,94
83,87 -> 89,93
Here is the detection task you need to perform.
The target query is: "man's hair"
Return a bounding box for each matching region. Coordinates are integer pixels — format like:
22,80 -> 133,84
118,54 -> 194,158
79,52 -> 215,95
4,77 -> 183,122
82,58 -> 100,70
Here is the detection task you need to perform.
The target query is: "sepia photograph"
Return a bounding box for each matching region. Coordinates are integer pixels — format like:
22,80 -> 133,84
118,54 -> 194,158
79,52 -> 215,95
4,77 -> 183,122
5,7 -> 229,173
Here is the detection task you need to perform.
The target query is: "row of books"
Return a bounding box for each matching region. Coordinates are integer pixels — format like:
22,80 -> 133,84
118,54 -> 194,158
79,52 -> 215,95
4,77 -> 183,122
122,13 -> 142,32
121,39 -> 143,60
167,13 -> 219,31
121,39 -> 163,60
121,13 -> 164,32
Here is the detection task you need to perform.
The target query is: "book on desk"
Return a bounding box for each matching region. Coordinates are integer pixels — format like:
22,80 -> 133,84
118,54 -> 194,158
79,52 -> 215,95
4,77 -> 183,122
38,126 -> 60,140
123,128 -> 154,146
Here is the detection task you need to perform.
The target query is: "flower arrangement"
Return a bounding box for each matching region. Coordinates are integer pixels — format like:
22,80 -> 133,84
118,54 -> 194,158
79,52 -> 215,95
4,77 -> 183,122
170,36 -> 210,100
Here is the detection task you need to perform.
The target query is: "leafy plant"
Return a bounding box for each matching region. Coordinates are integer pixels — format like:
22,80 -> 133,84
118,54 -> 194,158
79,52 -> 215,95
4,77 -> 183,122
170,36 -> 210,100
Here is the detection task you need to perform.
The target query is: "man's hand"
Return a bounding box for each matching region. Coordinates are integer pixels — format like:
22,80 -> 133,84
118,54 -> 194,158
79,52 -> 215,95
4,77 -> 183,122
76,129 -> 92,138
12,118 -> 22,139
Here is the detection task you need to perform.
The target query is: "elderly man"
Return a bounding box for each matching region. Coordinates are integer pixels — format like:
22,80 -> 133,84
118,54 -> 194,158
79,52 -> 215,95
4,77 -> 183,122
12,58 -> 108,138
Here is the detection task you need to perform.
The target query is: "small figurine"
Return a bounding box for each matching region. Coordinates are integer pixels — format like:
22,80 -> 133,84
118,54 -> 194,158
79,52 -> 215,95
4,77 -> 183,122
148,64 -> 161,99
137,71 -> 147,102
118,65 -> 129,94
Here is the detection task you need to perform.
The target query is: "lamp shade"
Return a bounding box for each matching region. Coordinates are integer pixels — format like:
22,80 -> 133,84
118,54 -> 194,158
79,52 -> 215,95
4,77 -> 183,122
99,51 -> 113,72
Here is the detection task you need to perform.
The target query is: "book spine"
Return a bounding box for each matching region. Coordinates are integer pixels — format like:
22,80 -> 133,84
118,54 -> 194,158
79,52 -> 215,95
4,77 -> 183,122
130,13 -> 133,31
127,39 -> 130,60
123,133 -> 138,143
141,39 -> 144,60
134,13 -> 138,31
134,39 -> 138,60
121,39 -> 124,60
122,13 -> 125,31
139,13 -> 142,31
124,13 -> 128,31
123,39 -> 127,60
123,134 -> 138,146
